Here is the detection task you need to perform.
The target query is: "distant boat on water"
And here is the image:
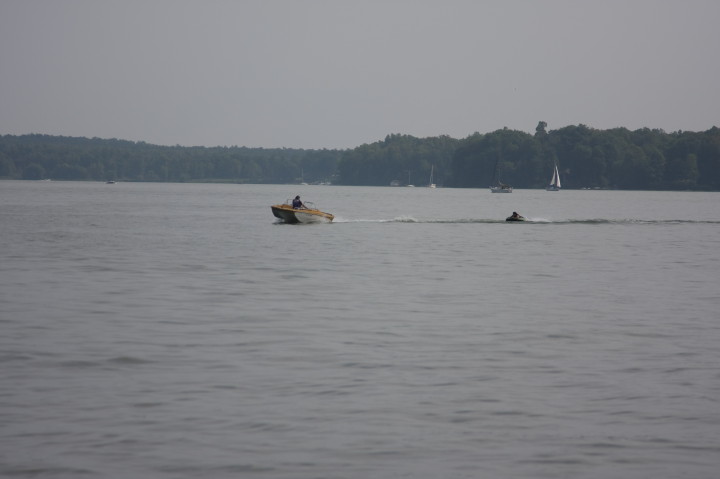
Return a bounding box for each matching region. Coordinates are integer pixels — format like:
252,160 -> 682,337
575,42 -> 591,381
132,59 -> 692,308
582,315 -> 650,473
489,149 -> 512,193
546,164 -> 561,191
490,183 -> 512,193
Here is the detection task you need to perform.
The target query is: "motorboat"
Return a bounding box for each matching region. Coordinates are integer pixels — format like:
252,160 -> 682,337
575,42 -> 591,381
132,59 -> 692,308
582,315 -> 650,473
271,200 -> 334,224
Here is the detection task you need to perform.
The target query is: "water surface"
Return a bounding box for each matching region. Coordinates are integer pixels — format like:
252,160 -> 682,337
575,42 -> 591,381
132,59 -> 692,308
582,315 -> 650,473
2,181 -> 719,478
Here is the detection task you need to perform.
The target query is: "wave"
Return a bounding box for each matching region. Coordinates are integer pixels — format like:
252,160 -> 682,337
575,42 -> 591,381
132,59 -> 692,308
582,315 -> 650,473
56,356 -> 154,369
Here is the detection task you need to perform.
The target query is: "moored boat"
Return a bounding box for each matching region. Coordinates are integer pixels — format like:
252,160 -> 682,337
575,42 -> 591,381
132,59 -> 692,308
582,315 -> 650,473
491,184 -> 513,193
271,200 -> 334,224
490,147 -> 512,192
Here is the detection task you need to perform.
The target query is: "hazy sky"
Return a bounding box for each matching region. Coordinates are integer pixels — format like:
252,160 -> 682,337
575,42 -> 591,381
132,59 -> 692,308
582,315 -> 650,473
1,0 -> 718,149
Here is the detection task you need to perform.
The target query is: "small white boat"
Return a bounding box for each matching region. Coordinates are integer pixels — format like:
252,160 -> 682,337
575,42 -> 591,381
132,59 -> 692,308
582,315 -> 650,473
546,164 -> 561,191
271,200 -> 334,224
490,184 -> 512,193
428,165 -> 436,188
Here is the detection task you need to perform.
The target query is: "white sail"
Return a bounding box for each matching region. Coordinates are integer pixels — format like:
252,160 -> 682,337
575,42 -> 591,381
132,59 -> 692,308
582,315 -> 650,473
546,164 -> 561,190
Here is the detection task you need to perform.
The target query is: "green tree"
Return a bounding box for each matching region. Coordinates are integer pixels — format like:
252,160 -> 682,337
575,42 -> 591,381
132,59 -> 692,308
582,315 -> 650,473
22,163 -> 46,180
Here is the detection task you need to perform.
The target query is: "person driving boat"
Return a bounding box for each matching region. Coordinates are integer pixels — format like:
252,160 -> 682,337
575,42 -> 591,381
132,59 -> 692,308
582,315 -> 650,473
292,195 -> 306,209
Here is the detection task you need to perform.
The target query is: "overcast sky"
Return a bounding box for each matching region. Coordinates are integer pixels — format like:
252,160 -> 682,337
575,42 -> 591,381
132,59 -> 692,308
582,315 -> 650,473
1,0 -> 718,149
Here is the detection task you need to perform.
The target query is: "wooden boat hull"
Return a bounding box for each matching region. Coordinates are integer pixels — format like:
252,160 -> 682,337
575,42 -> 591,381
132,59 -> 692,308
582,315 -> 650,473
271,204 -> 334,224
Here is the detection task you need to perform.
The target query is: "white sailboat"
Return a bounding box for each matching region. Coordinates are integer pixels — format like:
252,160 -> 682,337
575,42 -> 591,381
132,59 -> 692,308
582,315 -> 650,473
428,165 -> 436,188
546,164 -> 561,191
490,157 -> 512,193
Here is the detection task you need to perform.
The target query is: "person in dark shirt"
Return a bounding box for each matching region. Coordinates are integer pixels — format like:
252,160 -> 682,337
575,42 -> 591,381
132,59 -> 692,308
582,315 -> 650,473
292,195 -> 305,209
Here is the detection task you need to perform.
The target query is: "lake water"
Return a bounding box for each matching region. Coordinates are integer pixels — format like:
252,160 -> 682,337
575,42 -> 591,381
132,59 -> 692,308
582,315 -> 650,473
2,180 -> 720,478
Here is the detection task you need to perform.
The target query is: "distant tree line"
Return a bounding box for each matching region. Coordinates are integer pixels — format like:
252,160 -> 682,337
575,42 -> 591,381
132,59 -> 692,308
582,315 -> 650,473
337,133 -> 459,187
2,123 -> 719,190
0,135 -> 341,184
341,124 -> 720,190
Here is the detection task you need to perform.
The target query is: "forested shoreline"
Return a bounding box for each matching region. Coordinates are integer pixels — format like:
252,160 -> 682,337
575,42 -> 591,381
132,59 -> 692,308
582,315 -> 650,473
2,123 -> 719,190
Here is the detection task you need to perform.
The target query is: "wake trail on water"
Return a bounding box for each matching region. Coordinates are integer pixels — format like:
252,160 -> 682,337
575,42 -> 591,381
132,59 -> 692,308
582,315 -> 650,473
332,217 -> 720,225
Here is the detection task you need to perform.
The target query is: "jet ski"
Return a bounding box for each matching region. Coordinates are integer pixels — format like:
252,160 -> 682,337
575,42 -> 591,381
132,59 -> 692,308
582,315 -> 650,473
506,212 -> 526,222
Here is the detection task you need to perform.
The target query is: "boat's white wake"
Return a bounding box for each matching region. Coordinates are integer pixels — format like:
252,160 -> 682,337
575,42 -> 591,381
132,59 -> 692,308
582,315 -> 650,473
333,216 -> 419,223
334,216 -> 505,224
330,217 -> 719,225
